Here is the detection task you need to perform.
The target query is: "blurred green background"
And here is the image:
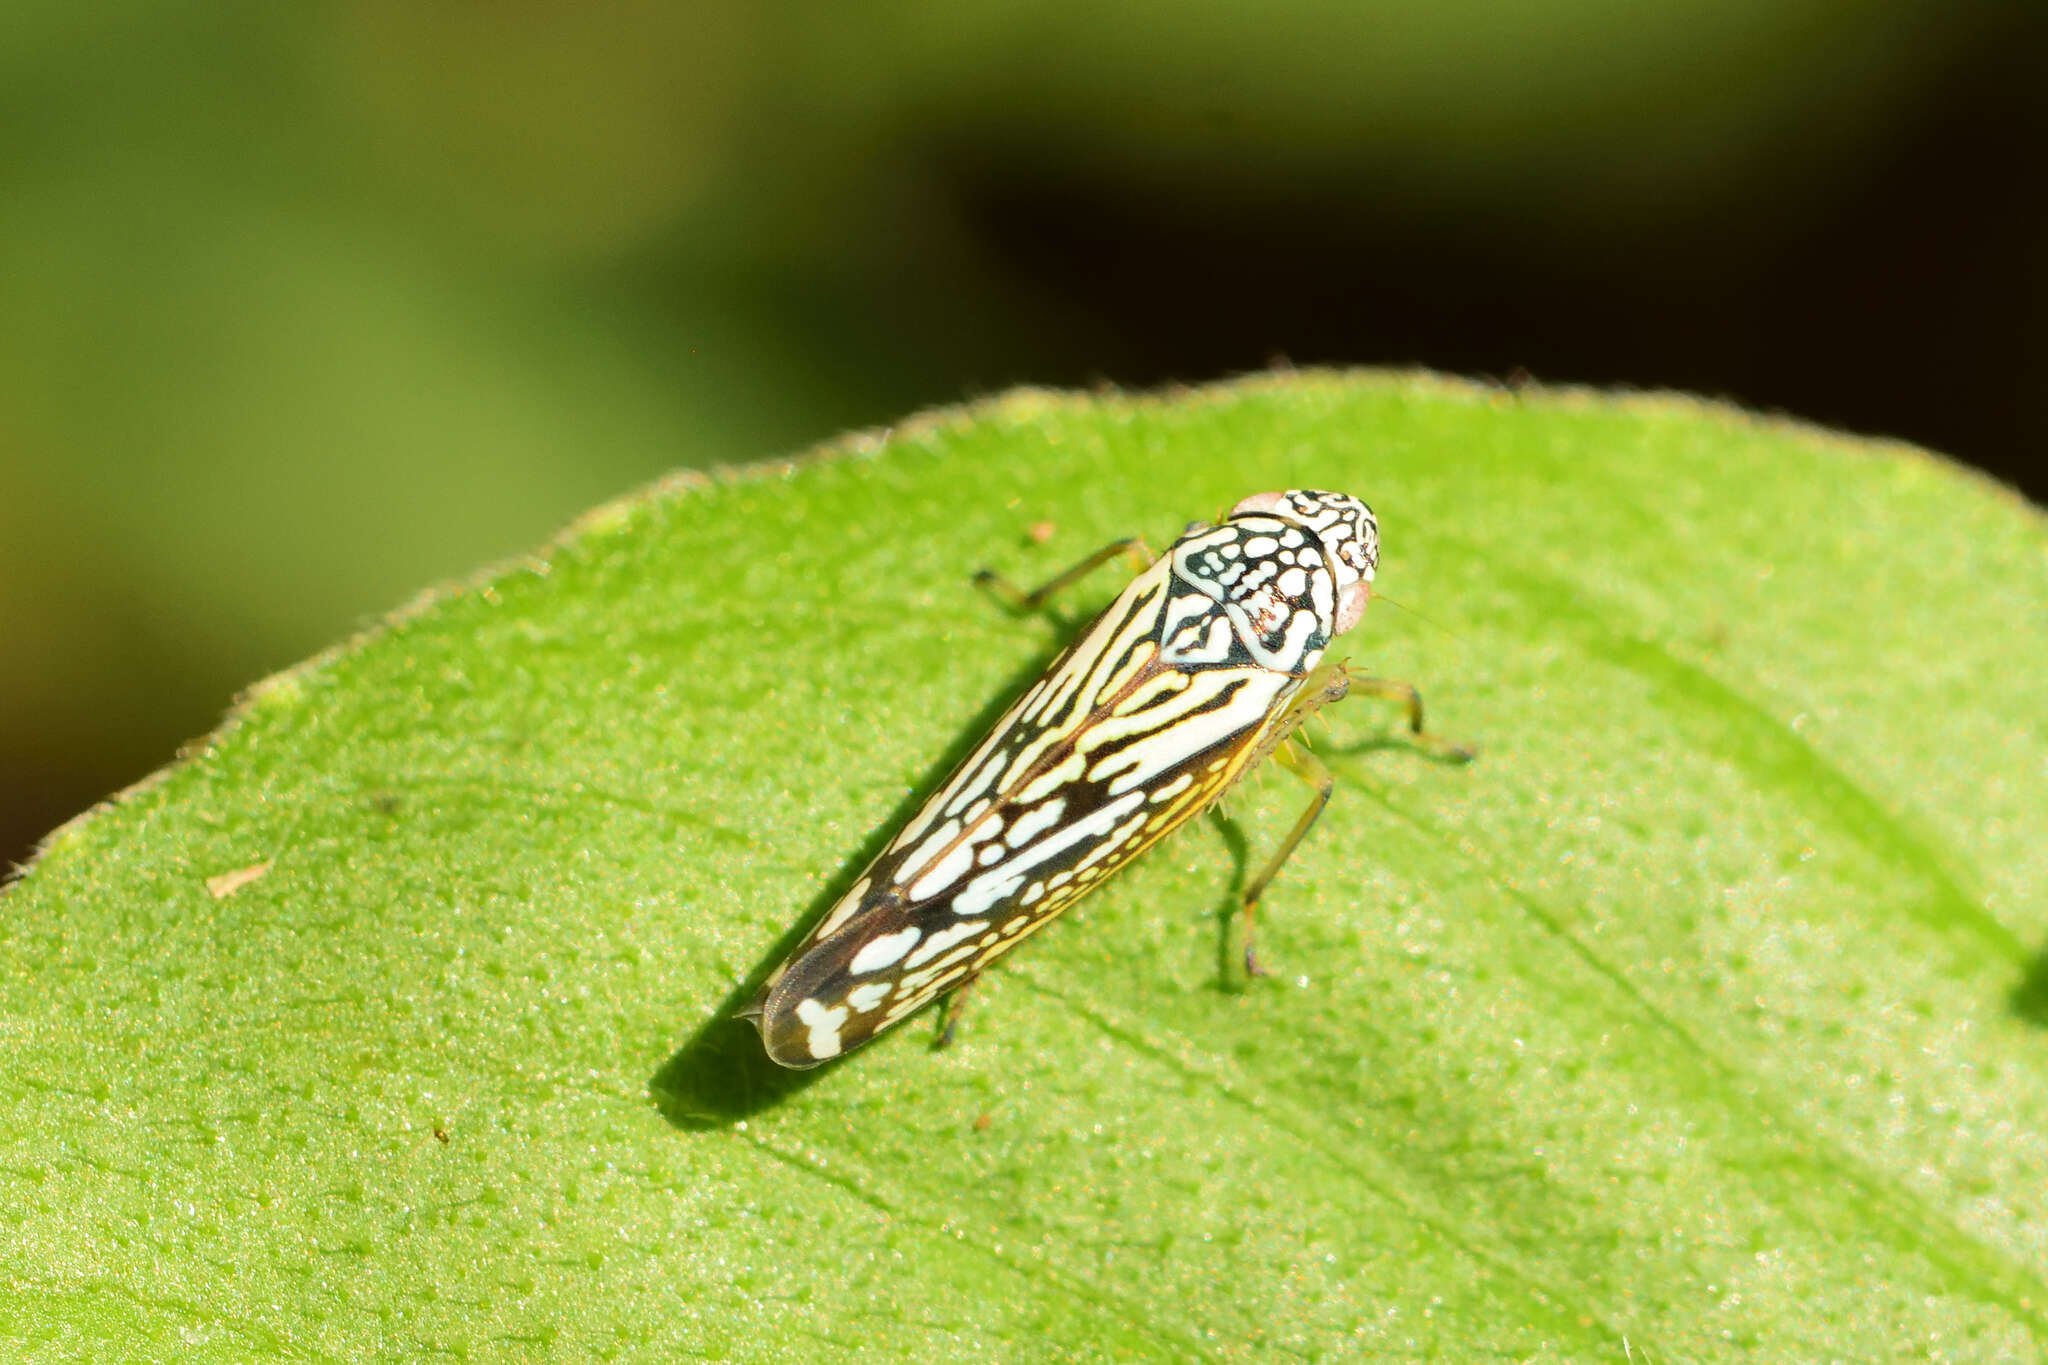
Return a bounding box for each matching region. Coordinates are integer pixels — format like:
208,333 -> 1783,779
2,0 -> 2043,870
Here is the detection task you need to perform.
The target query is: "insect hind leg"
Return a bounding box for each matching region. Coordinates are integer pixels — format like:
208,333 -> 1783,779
974,537 -> 1155,613
1233,665 -> 1473,978
1345,676 -> 1477,763
932,971 -> 983,1052
1239,739 -> 1336,978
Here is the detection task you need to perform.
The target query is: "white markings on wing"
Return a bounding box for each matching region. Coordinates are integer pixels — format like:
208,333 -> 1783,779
1070,807 -> 1151,876
1021,570 -> 1160,729
848,926 -> 922,975
1111,669 -> 1189,715
908,839 -> 980,901
1089,670 -> 1294,796
1073,668 -> 1239,756
1015,753 -> 1087,805
943,752 -> 1009,818
891,683 -> 1041,855
902,918 -> 989,969
949,788 -> 1147,917
796,998 -> 849,1058
1004,797 -> 1066,848
900,816 -> 962,875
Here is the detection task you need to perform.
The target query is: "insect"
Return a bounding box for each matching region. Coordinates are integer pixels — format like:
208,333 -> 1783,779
743,489 -> 1466,1068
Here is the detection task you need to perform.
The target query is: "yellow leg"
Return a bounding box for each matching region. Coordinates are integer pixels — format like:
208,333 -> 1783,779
1240,739 -> 1335,978
1346,675 -> 1478,763
974,538 -> 1155,612
1235,668 -> 1473,977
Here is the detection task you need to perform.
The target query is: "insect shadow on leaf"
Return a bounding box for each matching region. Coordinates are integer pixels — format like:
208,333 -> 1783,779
2009,946 -> 2048,1028
648,633 -> 1074,1129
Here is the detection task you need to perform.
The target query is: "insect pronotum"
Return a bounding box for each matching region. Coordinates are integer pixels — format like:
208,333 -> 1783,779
743,489 -> 1465,1068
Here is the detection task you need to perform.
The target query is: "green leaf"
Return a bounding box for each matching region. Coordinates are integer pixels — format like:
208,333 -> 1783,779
6,372 -> 2045,1361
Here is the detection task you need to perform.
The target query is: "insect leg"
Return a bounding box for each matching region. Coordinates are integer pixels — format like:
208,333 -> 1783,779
1229,663 -> 1469,975
1346,676 -> 1477,762
1239,738 -> 1336,978
974,538 -> 1155,612
932,971 -> 983,1051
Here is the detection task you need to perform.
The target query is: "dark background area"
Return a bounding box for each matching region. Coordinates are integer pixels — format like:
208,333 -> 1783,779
3,0 -> 2043,871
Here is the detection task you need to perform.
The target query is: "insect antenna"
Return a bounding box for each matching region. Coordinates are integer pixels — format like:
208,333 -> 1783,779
1366,589 -> 1468,644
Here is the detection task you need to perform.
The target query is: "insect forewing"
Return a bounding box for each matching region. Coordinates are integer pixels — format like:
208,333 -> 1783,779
747,490 -> 1379,1067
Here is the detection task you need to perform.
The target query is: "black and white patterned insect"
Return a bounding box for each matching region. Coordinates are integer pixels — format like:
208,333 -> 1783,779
743,489 -> 1463,1067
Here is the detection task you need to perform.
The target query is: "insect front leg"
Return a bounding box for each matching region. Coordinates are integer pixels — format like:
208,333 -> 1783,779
974,537 -> 1155,613
1345,676 -> 1478,763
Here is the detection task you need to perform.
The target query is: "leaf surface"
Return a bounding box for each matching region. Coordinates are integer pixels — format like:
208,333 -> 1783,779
6,373 -> 2046,1362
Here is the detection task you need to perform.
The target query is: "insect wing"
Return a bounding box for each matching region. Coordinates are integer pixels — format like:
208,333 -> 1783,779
749,492 -> 1385,1068
753,555 -> 1299,1066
